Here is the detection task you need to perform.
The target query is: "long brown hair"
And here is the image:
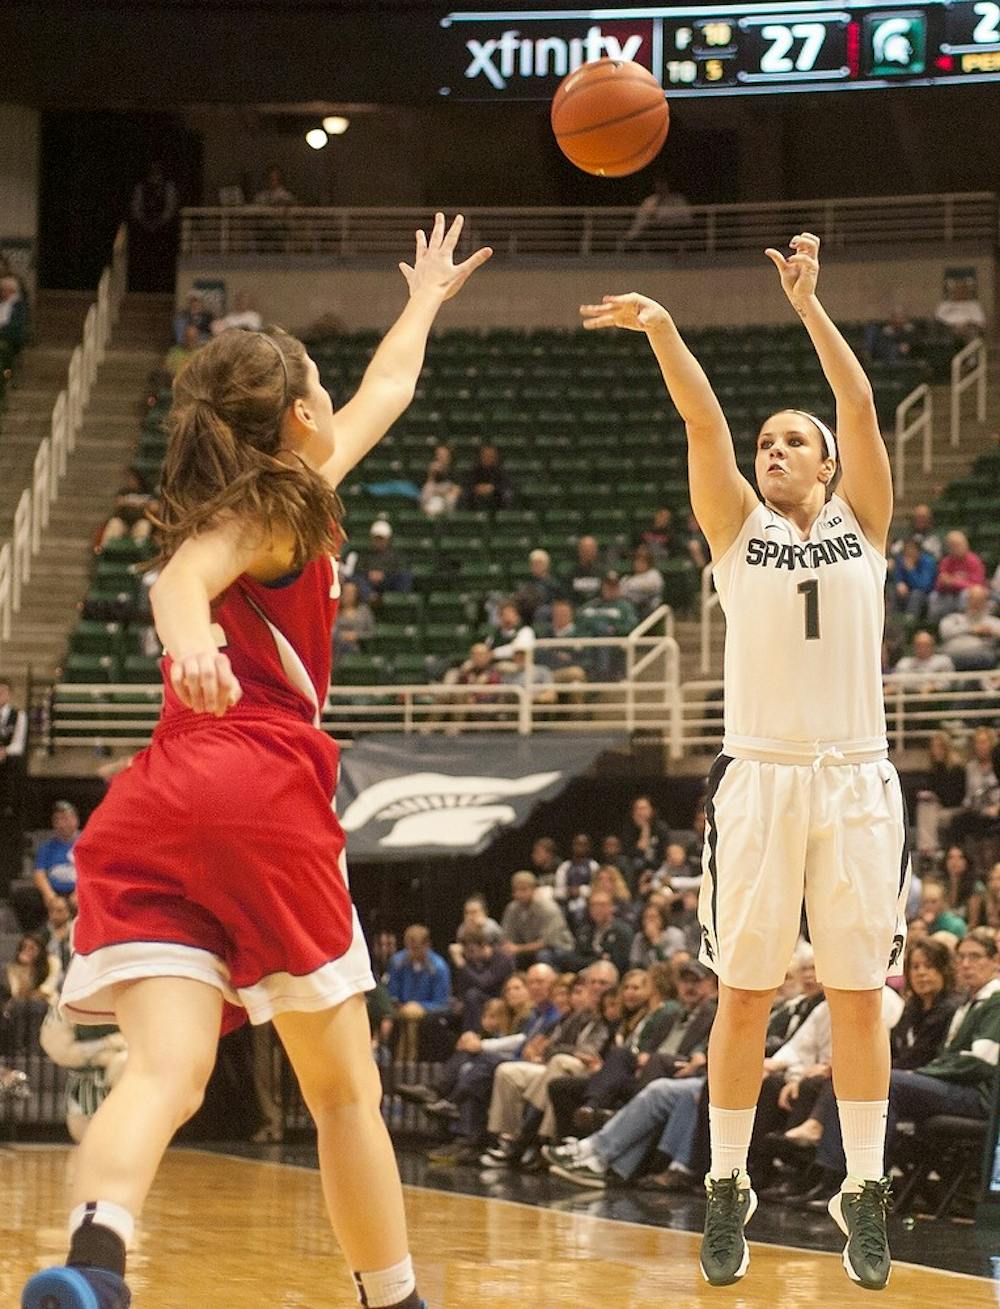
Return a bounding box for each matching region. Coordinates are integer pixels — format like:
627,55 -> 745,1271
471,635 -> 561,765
155,328 -> 344,568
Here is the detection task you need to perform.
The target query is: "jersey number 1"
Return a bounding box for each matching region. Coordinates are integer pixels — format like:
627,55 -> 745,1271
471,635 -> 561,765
797,579 -> 820,640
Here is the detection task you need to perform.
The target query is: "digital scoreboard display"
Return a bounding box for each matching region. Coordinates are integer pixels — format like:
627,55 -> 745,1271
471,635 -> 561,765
436,1 -> 1000,98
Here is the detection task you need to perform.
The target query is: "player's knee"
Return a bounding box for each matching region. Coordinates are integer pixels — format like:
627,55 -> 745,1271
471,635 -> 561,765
302,1058 -> 382,1119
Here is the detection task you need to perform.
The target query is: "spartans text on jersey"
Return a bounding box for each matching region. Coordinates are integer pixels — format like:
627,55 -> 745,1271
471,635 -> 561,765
745,532 -> 863,571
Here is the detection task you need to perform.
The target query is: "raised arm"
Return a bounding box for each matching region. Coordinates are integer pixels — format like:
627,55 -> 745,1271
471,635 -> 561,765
765,233 -> 892,550
580,293 -> 756,560
321,213 -> 491,488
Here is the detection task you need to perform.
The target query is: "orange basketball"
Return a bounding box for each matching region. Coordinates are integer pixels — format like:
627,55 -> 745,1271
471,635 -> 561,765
551,58 -> 669,178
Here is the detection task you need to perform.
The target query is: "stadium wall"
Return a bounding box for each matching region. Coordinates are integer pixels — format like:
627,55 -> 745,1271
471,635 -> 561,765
177,252 -> 995,334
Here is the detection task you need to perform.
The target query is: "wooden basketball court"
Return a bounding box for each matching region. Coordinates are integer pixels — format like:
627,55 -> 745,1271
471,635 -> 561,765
2,1146 -> 995,1306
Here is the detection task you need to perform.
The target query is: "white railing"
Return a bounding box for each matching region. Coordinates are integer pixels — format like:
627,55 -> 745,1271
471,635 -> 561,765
0,225 -> 128,650
893,383 -> 933,501
950,337 -> 988,447
180,193 -> 997,261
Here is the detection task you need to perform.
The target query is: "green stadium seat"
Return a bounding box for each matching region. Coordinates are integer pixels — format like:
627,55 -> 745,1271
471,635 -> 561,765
122,655 -> 162,684
336,654 -> 389,685
378,593 -> 424,625
424,622 -> 471,656
68,621 -> 124,659
64,654 -> 118,683
366,624 -> 422,658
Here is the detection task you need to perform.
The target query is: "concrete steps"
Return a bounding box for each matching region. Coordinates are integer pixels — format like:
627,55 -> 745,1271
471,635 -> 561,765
1,292 -> 172,694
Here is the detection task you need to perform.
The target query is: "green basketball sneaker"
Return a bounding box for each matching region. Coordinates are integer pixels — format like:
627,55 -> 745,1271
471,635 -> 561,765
828,1179 -> 892,1291
699,1171 -> 758,1286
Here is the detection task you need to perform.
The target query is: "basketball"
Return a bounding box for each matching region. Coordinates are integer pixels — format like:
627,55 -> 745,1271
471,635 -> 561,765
550,58 -> 669,178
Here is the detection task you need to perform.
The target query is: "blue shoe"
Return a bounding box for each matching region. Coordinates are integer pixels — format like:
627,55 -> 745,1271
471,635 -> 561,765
22,1266 -> 131,1309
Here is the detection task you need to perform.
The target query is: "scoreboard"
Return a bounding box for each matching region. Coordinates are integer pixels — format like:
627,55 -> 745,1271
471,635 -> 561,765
436,1 -> 1000,98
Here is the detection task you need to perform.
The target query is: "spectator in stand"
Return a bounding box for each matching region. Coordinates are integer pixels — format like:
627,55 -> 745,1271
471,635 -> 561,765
915,730 -> 967,867
528,837 -> 561,893
370,929 -> 397,982
948,726 -> 1000,861
98,467 -> 158,549
929,530 -> 987,621
629,902 -> 687,967
565,536 -> 605,604
332,580 -> 375,657
343,519 -> 412,601
598,834 -> 631,884
173,293 -> 213,346
938,584 -> 1000,671
254,165 -> 297,207
624,177 -> 692,245
984,862 -> 1000,930
579,572 -> 639,678
623,795 -> 672,884
128,161 -> 179,293
515,549 -> 561,624
934,276 -> 987,345
683,508 -> 710,571
210,290 -> 263,335
386,924 -> 452,1061
942,844 -> 986,929
537,598 -> 588,695
0,276 -> 28,356
486,601 -> 530,654
891,503 -> 943,561
636,507 -> 679,561
165,322 -> 204,377
452,893 -> 504,951
499,871 -> 574,967
461,443 -> 515,511
920,879 -> 967,940
4,932 -> 57,1003
590,865 -> 635,924
33,801 -> 82,910
0,675 -> 27,825
447,642 -> 502,721
553,834 -> 599,920
566,889 -> 634,976
619,544 -> 664,618
864,308 -> 919,366
891,630 -> 955,695
420,443 -> 461,518
500,642 -> 557,707
449,929 -> 515,1032
43,895 -> 74,987
887,536 -> 937,619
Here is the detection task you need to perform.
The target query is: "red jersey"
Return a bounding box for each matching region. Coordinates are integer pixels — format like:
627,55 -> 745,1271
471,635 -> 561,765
159,554 -> 340,729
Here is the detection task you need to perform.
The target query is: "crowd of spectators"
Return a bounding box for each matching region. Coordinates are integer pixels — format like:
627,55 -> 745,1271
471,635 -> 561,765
327,766 -> 1000,1216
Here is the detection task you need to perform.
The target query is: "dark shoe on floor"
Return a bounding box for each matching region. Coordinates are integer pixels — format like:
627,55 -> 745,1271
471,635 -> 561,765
571,1106 -> 599,1137
22,1267 -> 131,1309
518,1144 -> 545,1173
481,1138 -> 522,1167
699,1172 -> 758,1287
424,1098 -> 460,1122
638,1169 -> 696,1194
395,1082 -> 439,1105
829,1180 -> 892,1291
427,1139 -> 480,1165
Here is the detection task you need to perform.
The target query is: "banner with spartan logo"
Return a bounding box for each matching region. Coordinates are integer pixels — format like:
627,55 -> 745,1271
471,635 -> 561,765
337,733 -> 624,862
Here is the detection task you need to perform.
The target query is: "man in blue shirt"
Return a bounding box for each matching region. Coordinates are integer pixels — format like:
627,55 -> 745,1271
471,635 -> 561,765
33,801 -> 81,909
387,924 -> 451,1061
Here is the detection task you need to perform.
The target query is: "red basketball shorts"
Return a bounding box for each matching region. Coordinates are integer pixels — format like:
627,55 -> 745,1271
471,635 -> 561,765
62,709 -> 374,1033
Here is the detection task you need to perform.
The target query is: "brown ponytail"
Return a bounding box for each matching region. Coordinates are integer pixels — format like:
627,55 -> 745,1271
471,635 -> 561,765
152,327 -> 344,568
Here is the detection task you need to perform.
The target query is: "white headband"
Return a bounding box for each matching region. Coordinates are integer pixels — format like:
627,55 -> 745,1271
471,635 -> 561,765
793,410 -> 838,464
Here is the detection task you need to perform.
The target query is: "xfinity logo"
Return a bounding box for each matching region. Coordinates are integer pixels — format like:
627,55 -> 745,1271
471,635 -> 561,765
463,25 -> 647,89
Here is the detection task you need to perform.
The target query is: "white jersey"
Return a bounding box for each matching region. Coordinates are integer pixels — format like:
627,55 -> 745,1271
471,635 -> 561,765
712,494 -> 887,762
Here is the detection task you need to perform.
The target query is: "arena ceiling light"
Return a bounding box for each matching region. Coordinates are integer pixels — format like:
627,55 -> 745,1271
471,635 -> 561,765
322,115 -> 350,135
305,128 -> 329,149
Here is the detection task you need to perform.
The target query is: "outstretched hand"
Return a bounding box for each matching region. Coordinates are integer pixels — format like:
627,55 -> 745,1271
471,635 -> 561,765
399,213 -> 492,302
580,292 -> 669,332
764,232 -> 820,309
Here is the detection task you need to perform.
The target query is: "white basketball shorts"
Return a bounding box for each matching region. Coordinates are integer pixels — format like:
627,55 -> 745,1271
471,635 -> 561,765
697,753 -> 911,991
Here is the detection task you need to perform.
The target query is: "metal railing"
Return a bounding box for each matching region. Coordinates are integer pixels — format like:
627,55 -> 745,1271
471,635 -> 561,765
0,226 -> 127,649
41,609 -> 681,750
180,193 -> 997,261
950,337 -> 988,447
680,671 -> 1000,756
893,382 -> 934,501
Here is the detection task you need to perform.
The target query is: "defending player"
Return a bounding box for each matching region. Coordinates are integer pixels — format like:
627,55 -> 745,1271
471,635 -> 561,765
581,233 -> 905,1291
22,214 -> 491,1309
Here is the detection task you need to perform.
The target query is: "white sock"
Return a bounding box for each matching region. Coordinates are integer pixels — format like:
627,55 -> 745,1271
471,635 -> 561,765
353,1255 -> 416,1308
837,1099 -> 888,1186
709,1104 -> 756,1183
69,1200 -> 135,1248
